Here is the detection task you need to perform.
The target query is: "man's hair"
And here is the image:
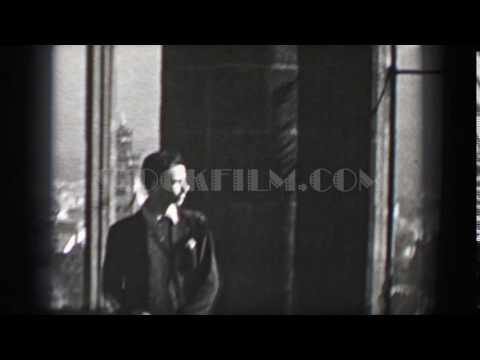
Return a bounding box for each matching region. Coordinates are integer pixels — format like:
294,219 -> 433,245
141,150 -> 185,192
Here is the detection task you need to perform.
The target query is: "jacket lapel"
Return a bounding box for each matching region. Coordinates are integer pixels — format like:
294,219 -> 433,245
124,211 -> 149,309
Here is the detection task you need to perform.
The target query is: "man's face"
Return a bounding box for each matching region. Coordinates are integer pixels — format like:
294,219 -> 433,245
152,164 -> 190,206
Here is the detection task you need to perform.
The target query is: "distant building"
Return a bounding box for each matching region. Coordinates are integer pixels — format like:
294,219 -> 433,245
53,180 -> 86,254
51,183 -> 85,311
115,119 -> 141,220
54,219 -> 82,254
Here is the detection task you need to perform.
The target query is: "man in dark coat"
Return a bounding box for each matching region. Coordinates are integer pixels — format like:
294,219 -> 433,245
103,150 -> 220,315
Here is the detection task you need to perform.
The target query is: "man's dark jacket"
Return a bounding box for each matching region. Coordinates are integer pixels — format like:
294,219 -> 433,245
103,208 -> 220,315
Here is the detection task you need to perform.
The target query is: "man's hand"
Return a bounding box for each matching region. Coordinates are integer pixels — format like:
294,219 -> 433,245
103,295 -> 121,314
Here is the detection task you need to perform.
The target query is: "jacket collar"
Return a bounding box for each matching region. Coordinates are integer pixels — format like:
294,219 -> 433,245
141,203 -> 180,228
132,206 -> 191,246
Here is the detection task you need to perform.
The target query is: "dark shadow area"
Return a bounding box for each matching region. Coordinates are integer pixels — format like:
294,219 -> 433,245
162,45 -> 298,314
294,45 -> 373,314
436,47 -> 477,314
163,45 -> 373,314
2,46 -> 53,314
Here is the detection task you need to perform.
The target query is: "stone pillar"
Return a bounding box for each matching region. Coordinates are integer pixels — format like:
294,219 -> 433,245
388,46 -> 444,314
85,45 -> 114,311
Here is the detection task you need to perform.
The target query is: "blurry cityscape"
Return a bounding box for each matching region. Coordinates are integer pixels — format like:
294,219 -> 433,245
51,119 -> 144,310
50,45 -> 161,311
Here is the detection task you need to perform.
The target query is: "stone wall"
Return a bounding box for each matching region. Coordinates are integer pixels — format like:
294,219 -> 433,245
162,45 -> 373,314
